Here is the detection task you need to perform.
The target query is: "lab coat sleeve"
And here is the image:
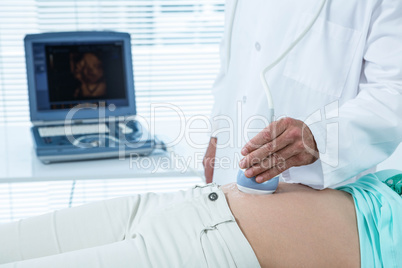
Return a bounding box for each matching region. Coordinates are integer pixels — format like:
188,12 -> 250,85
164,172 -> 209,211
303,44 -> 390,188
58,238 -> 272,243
210,0 -> 236,137
287,0 -> 402,189
210,38 -> 227,137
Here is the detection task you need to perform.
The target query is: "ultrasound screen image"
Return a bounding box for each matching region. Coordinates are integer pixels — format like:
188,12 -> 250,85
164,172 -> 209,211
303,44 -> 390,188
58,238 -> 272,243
45,43 -> 127,109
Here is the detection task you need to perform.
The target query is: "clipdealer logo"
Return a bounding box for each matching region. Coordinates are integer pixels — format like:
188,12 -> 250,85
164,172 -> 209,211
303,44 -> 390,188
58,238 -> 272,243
62,100 -> 340,169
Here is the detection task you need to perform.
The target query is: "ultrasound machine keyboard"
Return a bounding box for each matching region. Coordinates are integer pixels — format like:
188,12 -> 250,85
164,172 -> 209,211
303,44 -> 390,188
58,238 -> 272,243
38,124 -> 110,137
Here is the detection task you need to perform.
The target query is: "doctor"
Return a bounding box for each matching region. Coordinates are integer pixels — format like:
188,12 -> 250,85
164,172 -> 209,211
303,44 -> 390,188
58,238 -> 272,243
203,0 -> 402,189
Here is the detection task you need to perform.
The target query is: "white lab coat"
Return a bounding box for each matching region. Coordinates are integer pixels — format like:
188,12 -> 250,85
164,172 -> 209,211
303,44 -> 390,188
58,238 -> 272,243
210,0 -> 402,189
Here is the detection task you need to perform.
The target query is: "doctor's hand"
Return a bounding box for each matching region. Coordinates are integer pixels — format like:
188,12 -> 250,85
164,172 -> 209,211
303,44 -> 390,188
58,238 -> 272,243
239,117 -> 318,183
203,137 -> 217,184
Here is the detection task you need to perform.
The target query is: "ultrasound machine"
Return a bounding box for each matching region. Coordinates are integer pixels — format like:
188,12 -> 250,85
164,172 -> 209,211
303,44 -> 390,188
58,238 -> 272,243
24,31 -> 162,163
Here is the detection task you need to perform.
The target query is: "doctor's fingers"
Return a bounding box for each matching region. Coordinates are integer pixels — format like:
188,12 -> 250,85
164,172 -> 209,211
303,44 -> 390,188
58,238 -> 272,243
239,132 -> 291,170
241,118 -> 289,156
243,145 -> 295,178
254,155 -> 303,183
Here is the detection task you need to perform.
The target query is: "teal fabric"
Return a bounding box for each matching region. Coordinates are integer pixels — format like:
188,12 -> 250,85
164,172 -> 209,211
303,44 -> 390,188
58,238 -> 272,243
337,170 -> 402,268
383,175 -> 402,196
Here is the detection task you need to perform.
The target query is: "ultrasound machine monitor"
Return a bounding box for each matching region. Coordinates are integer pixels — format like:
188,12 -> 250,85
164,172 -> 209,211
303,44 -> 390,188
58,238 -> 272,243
24,31 -> 158,163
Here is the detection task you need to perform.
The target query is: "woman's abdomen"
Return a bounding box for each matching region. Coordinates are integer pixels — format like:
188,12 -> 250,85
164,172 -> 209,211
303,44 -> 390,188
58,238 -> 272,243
221,182 -> 360,267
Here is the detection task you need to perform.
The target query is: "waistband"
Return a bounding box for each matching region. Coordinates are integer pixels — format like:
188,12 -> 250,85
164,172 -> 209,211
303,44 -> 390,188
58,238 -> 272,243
192,184 -> 261,268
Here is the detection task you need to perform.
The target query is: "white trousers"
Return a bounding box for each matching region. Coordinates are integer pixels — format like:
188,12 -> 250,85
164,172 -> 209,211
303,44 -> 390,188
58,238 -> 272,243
0,184 -> 260,268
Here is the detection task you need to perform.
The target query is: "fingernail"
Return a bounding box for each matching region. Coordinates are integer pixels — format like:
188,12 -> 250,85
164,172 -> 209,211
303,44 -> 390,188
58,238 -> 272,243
239,159 -> 245,168
245,169 -> 253,177
256,176 -> 263,183
241,148 -> 248,155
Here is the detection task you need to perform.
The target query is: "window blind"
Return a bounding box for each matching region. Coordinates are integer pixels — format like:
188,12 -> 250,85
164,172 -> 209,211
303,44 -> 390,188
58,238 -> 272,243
0,0 -> 225,125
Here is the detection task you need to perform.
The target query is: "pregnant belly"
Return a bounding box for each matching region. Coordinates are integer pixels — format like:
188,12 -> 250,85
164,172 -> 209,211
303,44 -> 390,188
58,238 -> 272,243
221,182 -> 360,267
